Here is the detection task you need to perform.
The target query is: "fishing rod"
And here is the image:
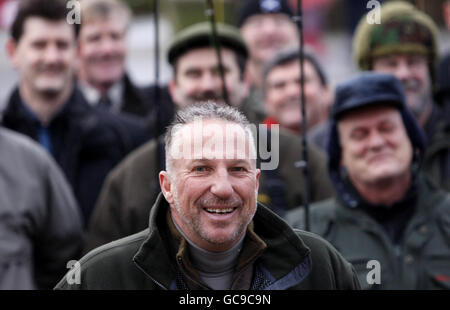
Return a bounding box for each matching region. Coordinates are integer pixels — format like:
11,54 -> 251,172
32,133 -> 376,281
204,0 -> 230,106
293,0 -> 310,231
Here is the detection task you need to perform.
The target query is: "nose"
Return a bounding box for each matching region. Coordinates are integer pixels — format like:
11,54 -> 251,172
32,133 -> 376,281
199,71 -> 222,93
260,18 -> 278,35
393,61 -> 413,81
286,81 -> 300,99
367,130 -> 386,151
98,36 -> 117,56
210,168 -> 234,199
43,44 -> 62,64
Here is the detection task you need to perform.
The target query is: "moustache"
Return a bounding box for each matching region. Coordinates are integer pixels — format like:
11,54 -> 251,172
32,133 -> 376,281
401,78 -> 421,92
37,64 -> 66,74
197,193 -> 243,209
191,92 -> 222,102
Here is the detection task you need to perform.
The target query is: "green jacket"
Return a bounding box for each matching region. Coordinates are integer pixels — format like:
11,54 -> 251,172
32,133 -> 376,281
56,194 -> 360,290
85,128 -> 333,252
285,176 -> 450,289
423,120 -> 450,191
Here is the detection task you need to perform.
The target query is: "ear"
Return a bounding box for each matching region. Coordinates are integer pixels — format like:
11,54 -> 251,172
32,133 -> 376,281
168,78 -> 180,105
444,1 -> 450,30
159,171 -> 174,204
255,168 -> 261,192
240,74 -> 250,100
6,38 -> 19,68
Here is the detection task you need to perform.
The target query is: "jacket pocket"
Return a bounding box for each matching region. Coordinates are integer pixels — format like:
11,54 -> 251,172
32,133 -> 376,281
424,258 -> 450,289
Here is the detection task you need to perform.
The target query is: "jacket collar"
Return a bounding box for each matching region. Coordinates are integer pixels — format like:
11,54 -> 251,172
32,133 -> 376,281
334,174 -> 442,228
133,193 -> 312,290
3,86 -> 91,127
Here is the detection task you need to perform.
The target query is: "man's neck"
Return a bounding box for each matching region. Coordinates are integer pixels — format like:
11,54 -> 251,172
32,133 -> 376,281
351,172 -> 412,206
19,83 -> 73,125
77,66 -> 115,94
418,97 -> 432,128
247,60 -> 263,89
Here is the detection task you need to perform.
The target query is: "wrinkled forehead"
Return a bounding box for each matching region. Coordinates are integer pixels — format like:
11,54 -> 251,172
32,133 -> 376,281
23,17 -> 75,40
175,47 -> 239,71
338,105 -> 404,131
169,119 -> 257,163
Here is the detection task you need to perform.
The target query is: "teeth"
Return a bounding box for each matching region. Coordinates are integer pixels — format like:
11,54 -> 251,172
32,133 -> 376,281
205,208 -> 234,214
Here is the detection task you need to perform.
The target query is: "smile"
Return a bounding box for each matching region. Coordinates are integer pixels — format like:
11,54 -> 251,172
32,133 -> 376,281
204,208 -> 236,214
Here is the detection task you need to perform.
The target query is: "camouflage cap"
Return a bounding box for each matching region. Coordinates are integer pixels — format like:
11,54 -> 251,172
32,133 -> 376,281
167,22 -> 248,65
353,1 -> 439,71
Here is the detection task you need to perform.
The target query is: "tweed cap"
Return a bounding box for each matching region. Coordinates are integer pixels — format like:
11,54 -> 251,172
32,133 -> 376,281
167,22 -> 248,65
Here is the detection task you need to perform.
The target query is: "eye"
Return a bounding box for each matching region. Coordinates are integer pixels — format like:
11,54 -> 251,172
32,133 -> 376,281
185,69 -> 202,79
379,122 -> 395,133
32,41 -> 46,49
230,166 -> 246,172
193,166 -> 209,173
350,129 -> 367,141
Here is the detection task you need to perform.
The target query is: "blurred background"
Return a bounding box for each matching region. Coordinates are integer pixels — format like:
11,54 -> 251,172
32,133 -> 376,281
1,0 -> 449,107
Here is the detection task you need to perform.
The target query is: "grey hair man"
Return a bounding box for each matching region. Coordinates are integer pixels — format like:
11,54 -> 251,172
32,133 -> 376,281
56,101 -> 360,290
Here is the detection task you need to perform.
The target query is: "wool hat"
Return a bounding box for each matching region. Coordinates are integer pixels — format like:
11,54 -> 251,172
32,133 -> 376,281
235,0 -> 294,28
167,22 -> 248,65
353,1 -> 439,71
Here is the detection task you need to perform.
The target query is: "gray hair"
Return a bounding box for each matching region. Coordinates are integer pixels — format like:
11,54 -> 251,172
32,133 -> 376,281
164,101 -> 257,175
79,0 -> 132,28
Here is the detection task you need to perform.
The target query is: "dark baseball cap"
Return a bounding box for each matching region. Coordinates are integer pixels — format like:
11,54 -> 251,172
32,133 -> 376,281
235,0 -> 294,28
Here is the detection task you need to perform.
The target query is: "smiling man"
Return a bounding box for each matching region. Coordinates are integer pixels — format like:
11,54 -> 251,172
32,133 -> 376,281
262,47 -> 331,145
286,73 -> 450,289
2,0 -> 141,226
56,101 -> 359,290
76,0 -> 169,120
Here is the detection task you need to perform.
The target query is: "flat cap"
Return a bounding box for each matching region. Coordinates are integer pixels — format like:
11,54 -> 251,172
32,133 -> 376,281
167,22 -> 248,65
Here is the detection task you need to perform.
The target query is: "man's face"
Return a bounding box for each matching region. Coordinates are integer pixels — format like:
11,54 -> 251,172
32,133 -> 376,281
8,17 -> 76,97
264,59 -> 328,132
240,14 -> 298,64
338,105 -> 413,187
170,47 -> 248,108
77,17 -> 127,89
160,119 -> 260,252
372,54 -> 432,120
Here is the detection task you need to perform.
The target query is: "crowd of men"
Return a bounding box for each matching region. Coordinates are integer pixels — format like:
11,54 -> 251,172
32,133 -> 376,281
0,0 -> 449,290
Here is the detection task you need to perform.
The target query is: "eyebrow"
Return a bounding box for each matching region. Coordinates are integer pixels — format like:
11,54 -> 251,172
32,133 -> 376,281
189,158 -> 252,166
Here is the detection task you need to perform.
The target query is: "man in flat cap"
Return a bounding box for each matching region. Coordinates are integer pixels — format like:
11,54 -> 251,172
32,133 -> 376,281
353,1 -> 449,191
286,73 -> 450,289
84,22 -> 333,252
